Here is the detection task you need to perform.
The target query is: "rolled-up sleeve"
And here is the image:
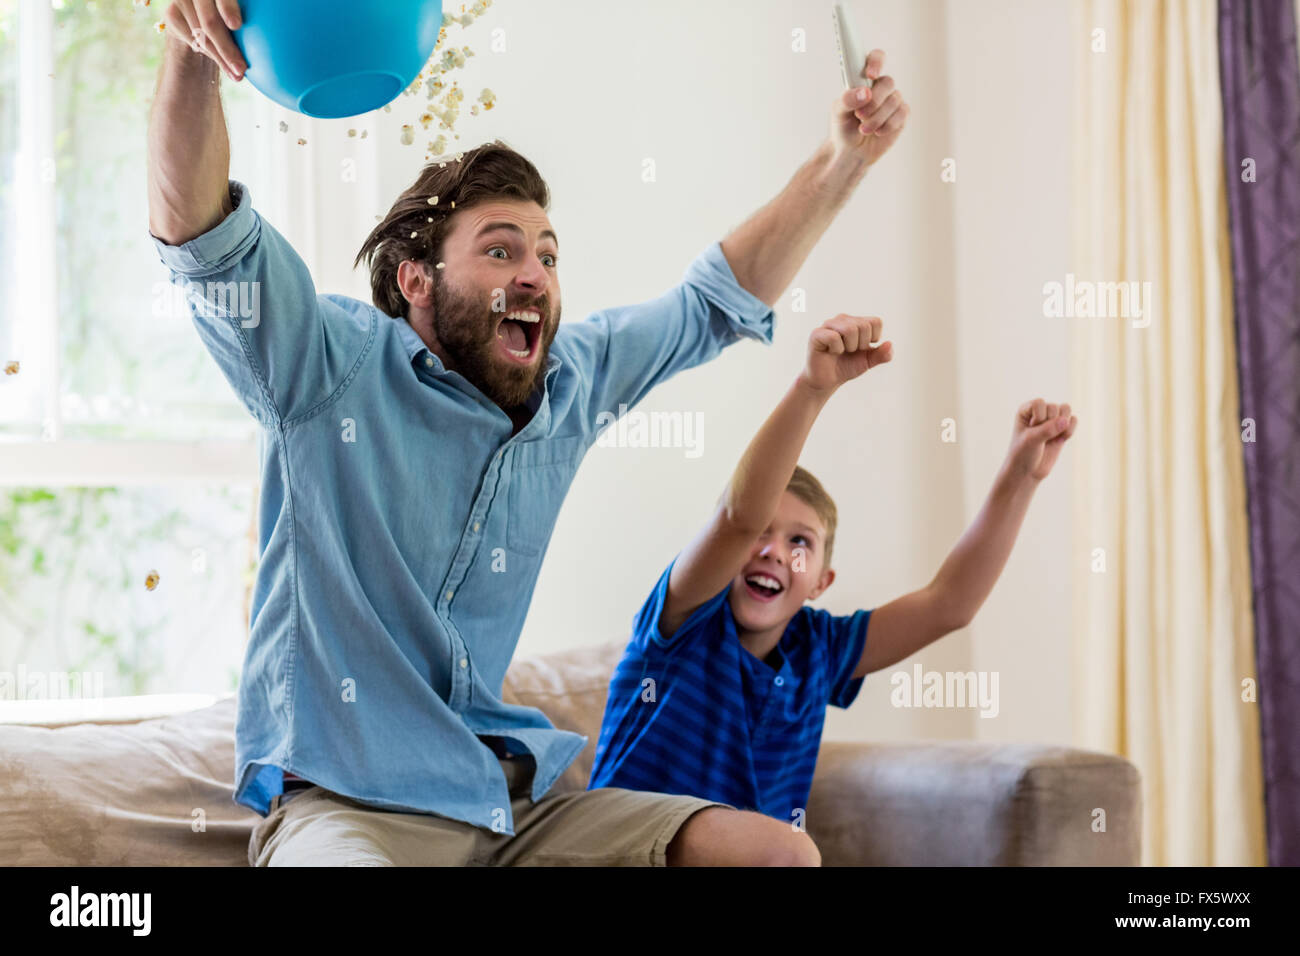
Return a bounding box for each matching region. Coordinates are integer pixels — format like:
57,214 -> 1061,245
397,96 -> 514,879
556,241 -> 775,435
150,180 -> 370,426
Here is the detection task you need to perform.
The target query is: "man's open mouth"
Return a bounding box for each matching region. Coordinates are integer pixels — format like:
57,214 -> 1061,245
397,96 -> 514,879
743,572 -> 785,603
495,308 -> 543,365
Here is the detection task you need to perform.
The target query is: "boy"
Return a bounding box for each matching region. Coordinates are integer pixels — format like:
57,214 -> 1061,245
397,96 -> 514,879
588,314 -> 1077,825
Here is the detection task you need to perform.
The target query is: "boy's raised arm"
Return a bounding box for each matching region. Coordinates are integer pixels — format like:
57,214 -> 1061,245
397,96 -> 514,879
852,399 -> 1078,679
658,315 -> 894,639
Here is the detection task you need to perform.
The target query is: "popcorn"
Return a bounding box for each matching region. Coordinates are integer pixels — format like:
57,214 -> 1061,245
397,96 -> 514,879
427,195 -> 439,204
348,129 -> 357,137
145,570 -> 160,591
435,262 -> 446,269
297,138 -> 307,145
278,121 -> 288,133
400,125 -> 414,146
360,130 -> 368,139
410,232 -> 418,238
376,13 -> 493,150
154,21 -> 165,32
3,361 -> 18,375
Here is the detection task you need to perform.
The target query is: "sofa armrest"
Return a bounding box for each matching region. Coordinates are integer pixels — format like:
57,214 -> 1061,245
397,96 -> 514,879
806,740 -> 1141,866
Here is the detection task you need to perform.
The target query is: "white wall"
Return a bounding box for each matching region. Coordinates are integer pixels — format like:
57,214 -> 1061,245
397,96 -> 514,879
943,0 -> 1074,746
278,0 -> 1075,747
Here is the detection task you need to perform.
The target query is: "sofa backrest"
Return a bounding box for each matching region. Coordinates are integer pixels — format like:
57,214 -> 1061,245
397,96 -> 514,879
501,640 -> 626,793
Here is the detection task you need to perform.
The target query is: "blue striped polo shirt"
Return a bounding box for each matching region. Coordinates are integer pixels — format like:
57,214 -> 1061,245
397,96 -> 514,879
587,557 -> 872,824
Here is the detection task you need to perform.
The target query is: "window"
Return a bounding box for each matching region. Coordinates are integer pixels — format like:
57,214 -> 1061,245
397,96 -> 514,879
0,0 -> 279,701
0,484 -> 252,697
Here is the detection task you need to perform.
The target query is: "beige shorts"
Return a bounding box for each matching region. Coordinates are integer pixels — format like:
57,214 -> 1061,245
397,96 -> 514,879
248,756 -> 732,866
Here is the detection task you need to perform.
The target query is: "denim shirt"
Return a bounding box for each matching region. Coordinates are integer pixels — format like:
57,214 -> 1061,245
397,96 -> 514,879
149,181 -> 774,834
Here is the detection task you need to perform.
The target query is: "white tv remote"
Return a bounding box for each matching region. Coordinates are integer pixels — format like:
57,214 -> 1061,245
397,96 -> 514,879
832,2 -> 872,90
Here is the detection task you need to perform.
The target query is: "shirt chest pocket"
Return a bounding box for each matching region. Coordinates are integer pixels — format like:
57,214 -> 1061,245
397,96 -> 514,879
505,435 -> 587,557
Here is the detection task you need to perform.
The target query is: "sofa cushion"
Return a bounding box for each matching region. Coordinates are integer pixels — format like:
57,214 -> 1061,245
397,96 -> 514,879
0,695 -> 255,866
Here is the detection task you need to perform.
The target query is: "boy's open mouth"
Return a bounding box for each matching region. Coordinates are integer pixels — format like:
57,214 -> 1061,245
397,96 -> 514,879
495,308 -> 542,365
743,572 -> 785,602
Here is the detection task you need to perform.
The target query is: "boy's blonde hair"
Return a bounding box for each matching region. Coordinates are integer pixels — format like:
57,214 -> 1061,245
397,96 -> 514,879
786,466 -> 838,571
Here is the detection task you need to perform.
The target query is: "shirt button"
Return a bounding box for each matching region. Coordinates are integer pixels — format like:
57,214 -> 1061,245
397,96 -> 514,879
774,676 -> 784,686
459,657 -> 468,669
424,355 -> 434,367
473,521 -> 480,532
445,589 -> 454,601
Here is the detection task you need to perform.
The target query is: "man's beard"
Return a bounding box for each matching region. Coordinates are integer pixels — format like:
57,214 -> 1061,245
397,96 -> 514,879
431,274 -> 559,409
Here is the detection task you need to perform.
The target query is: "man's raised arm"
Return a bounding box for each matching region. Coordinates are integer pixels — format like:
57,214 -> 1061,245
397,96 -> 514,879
721,49 -> 909,307
147,0 -> 247,245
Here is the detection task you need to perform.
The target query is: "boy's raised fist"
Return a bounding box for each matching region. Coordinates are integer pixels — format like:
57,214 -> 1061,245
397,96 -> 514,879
802,314 -> 893,393
1006,398 -> 1078,482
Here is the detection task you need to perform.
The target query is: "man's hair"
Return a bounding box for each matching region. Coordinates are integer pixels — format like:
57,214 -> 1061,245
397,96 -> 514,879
353,140 -> 552,319
786,465 -> 838,571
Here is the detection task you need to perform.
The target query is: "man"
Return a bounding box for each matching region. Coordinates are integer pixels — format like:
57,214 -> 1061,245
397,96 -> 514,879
148,0 -> 908,866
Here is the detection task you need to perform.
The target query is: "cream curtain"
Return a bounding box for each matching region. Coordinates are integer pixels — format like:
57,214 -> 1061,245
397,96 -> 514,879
1071,0 -> 1265,866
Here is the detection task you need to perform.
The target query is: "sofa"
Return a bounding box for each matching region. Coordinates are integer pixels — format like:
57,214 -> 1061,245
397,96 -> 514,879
0,640 -> 1142,865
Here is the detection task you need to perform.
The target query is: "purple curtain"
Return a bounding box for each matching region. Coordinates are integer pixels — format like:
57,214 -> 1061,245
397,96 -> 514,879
1218,0 -> 1300,867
